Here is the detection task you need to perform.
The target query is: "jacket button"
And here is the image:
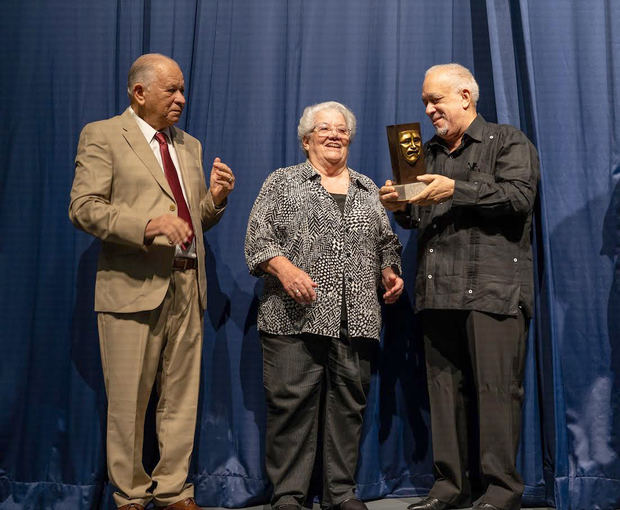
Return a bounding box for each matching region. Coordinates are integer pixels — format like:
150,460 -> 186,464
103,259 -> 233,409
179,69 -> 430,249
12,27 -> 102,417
170,204 -> 176,212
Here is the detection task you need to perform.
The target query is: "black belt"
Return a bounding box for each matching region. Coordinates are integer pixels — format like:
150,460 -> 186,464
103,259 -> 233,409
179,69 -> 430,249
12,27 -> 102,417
172,257 -> 197,270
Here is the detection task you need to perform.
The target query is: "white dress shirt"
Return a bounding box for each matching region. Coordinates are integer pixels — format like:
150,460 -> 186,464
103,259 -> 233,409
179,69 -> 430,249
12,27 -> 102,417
129,107 -> 196,257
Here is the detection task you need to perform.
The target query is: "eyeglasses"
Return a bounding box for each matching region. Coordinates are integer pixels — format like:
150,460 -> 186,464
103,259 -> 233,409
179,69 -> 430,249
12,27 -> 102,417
312,123 -> 351,138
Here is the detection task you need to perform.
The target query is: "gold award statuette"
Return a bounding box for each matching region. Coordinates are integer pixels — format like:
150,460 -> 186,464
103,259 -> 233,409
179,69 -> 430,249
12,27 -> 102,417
386,122 -> 427,201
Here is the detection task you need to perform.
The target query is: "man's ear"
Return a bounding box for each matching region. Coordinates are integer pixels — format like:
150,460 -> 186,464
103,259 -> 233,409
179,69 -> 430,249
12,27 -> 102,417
460,88 -> 472,110
133,83 -> 146,105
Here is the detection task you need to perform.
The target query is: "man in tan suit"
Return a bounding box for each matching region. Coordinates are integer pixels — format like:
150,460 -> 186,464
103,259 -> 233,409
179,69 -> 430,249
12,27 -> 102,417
69,53 -> 235,510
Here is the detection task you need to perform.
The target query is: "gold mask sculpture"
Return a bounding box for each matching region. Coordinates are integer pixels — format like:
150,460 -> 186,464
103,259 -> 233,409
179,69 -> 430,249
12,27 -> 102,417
398,129 -> 422,165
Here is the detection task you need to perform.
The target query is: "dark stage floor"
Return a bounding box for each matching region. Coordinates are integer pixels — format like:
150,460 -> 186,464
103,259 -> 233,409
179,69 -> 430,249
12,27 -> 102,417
205,497 -> 554,510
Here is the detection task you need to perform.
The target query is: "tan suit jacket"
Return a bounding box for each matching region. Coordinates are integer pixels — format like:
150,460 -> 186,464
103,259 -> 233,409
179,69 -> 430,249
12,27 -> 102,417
69,108 -> 224,313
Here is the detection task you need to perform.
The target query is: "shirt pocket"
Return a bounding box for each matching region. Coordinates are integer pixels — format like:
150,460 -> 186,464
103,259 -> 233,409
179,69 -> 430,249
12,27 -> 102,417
468,169 -> 495,185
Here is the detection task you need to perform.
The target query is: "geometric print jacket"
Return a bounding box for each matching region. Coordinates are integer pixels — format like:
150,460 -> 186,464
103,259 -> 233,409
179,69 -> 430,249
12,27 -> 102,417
245,161 -> 402,340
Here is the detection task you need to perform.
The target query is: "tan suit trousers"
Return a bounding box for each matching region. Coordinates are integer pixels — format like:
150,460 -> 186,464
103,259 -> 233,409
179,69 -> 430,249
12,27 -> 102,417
98,269 -> 203,508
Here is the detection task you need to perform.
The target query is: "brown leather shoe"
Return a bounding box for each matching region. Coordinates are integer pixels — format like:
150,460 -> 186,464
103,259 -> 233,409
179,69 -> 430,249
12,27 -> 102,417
162,497 -> 202,509
118,504 -> 145,510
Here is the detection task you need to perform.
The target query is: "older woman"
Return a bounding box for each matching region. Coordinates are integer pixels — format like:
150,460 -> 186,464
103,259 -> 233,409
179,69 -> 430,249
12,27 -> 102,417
245,101 -> 403,510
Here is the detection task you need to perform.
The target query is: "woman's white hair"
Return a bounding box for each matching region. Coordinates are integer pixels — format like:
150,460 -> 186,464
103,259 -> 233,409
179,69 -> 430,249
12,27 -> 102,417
425,63 -> 480,106
297,101 -> 357,153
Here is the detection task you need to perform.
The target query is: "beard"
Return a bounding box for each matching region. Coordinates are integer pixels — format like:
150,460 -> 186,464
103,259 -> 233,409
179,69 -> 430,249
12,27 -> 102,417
431,113 -> 449,137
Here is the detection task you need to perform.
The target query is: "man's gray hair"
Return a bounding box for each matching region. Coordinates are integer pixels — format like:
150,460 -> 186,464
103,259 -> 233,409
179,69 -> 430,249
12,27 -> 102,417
426,63 -> 480,106
127,53 -> 174,99
297,101 -> 357,152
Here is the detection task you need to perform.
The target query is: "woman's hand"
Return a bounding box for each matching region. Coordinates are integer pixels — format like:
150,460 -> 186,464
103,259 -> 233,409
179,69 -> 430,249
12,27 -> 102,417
381,266 -> 404,304
260,256 -> 318,305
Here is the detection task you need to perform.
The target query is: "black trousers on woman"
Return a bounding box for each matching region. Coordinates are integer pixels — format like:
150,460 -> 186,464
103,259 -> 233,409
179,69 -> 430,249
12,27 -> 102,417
261,331 -> 374,509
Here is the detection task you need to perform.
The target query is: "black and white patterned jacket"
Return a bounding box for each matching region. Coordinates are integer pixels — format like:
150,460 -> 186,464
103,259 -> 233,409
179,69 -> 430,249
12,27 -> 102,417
245,161 -> 402,340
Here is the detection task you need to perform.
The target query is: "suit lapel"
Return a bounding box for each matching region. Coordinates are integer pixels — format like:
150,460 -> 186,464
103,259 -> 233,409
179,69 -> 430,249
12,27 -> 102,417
170,127 -> 195,209
120,110 -> 174,201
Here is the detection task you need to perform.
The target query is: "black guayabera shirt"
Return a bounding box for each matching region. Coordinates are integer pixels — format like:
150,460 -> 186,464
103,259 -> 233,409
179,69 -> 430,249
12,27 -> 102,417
395,115 -> 539,318
245,161 -> 402,340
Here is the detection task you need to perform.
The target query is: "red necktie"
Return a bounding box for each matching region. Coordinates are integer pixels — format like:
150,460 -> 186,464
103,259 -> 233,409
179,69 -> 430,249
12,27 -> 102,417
154,132 -> 194,246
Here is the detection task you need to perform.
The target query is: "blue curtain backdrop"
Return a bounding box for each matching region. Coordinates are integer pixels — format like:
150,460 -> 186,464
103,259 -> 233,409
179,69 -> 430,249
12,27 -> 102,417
0,1 -> 618,509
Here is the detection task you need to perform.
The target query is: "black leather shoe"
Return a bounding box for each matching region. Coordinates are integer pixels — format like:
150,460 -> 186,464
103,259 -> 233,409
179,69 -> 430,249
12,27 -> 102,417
474,504 -> 501,510
340,499 -> 369,510
406,497 -> 453,510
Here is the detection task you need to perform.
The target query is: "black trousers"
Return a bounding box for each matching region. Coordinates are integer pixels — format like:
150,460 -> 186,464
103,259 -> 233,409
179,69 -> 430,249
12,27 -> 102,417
261,331 -> 374,509
422,309 -> 528,510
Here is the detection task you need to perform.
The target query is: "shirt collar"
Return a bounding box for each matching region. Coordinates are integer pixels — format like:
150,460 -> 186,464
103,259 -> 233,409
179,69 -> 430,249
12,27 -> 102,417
348,168 -> 370,191
299,160 -> 369,191
463,114 -> 486,142
298,160 -> 319,181
127,106 -> 173,143
428,113 -> 486,149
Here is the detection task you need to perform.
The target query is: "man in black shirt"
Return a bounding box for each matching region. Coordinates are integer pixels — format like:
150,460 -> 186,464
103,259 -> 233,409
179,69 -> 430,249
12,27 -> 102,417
380,64 -> 539,510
